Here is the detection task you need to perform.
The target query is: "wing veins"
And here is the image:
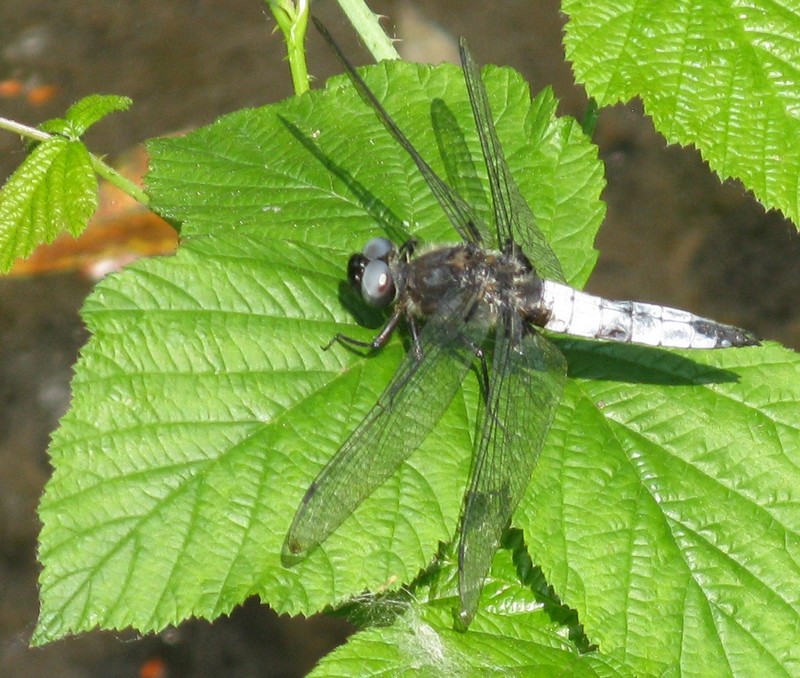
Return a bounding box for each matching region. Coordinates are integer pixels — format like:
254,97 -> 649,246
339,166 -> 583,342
459,39 -> 566,282
314,17 -> 485,245
457,313 -> 567,625
283,288 -> 489,561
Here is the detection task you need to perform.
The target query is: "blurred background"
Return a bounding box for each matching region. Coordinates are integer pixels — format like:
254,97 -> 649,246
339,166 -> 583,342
1,1 -> 797,676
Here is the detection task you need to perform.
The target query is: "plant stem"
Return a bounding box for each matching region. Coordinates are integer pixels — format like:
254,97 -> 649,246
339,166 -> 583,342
0,116 -> 50,142
91,155 -> 149,206
266,0 -> 311,95
0,116 -> 149,206
336,0 -> 400,62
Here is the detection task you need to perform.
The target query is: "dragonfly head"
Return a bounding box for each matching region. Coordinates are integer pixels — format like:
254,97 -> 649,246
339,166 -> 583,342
347,236 -> 398,308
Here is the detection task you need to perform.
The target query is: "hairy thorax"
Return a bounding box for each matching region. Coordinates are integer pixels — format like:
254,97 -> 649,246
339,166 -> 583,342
396,243 -> 548,326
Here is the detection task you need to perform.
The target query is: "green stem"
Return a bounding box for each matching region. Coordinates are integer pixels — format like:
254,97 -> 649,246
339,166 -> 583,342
336,0 -> 400,62
266,0 -> 311,95
0,116 -> 50,142
0,116 -> 149,206
91,155 -> 149,205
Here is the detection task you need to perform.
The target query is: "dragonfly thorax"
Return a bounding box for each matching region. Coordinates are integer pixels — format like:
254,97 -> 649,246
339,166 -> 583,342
399,242 -> 548,326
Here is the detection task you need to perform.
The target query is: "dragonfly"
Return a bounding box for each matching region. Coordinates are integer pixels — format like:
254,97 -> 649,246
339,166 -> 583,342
282,17 -> 760,628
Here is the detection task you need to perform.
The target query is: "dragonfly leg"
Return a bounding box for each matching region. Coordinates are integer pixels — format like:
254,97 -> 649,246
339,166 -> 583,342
398,238 -> 417,260
407,315 -> 424,360
474,344 -> 490,404
448,331 -> 490,404
457,301 -> 490,400
322,309 -> 404,352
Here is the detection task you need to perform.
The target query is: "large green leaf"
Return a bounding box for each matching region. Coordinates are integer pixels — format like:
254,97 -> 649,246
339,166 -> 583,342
525,341 -> 800,675
35,57 -> 800,676
563,0 -> 800,226
35,58 -> 601,639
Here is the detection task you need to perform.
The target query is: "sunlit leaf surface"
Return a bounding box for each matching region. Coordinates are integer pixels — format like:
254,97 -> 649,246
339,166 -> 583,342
35,56 -> 800,676
564,0 -> 800,226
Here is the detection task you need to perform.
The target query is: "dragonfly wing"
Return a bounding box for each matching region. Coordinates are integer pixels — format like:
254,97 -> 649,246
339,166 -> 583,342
283,288 -> 490,564
459,38 -> 566,283
314,17 -> 488,246
457,312 -> 567,627
430,98 -> 495,245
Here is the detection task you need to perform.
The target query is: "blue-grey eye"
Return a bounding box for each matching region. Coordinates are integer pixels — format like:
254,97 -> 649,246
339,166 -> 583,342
361,259 -> 395,307
362,237 -> 394,261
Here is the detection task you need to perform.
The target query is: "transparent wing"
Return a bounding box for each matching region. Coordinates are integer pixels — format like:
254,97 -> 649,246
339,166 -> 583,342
459,38 -> 566,283
456,313 -> 567,627
430,98 -> 495,244
282,289 -> 490,563
314,17 -> 489,245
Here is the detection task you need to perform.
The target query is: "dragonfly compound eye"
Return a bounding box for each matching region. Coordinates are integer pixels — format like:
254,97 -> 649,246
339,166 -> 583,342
362,236 -> 394,261
347,253 -> 369,290
360,259 -> 396,307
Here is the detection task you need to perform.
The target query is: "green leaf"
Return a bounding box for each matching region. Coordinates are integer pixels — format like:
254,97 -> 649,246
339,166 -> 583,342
36,59 -> 603,644
0,94 -> 132,270
313,552 -> 631,678
40,94 -> 132,139
563,0 -> 800,227
147,63 -> 602,287
312,619 -> 627,678
526,341 -> 800,675
34,55 -> 800,677
312,535 -> 628,675
0,136 -> 97,271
